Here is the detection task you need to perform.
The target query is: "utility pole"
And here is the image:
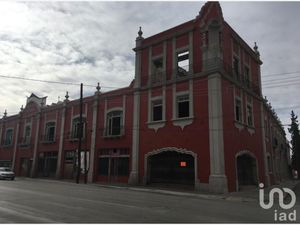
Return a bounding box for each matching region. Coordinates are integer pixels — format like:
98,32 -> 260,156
84,116 -> 87,184
76,83 -> 83,184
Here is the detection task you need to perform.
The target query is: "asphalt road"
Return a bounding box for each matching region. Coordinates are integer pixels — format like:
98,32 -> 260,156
0,178 -> 299,223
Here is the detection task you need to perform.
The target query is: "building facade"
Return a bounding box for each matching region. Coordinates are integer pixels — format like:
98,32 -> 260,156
0,2 -> 291,193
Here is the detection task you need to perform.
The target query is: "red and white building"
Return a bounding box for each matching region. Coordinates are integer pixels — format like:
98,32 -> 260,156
0,2 -> 290,192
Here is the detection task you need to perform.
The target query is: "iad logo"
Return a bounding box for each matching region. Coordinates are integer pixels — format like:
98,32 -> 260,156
259,183 -> 296,221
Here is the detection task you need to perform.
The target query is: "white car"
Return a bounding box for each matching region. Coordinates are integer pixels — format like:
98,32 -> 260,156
0,167 -> 15,180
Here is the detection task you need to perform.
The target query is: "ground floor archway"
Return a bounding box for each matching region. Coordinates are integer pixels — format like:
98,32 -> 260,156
145,148 -> 197,186
236,151 -> 258,190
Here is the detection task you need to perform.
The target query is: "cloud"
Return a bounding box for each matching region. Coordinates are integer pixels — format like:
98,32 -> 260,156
0,1 -> 299,139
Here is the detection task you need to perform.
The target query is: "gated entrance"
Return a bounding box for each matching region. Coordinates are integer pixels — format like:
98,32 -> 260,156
148,151 -> 195,185
236,153 -> 258,188
38,152 -> 58,177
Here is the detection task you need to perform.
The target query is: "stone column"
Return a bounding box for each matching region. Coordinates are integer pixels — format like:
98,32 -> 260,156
30,112 -> 41,177
128,27 -> 143,185
260,103 -> 270,186
56,100 -> 67,179
12,117 -> 20,171
88,87 -> 100,182
208,73 -> 228,193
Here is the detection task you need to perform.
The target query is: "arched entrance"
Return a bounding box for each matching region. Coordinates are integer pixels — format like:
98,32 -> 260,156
145,148 -> 197,186
236,151 -> 258,190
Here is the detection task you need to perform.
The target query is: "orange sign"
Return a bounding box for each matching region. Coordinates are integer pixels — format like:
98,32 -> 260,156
180,161 -> 187,167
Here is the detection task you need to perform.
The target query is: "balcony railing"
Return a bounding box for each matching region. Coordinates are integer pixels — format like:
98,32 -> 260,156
40,134 -> 56,144
1,140 -> 13,148
67,131 -> 86,141
102,126 -> 125,138
18,137 -> 32,148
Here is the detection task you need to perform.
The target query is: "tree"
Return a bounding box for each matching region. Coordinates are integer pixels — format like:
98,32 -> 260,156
288,110 -> 300,178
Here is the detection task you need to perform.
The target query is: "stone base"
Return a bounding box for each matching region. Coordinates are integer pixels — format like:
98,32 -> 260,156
264,174 -> 271,187
87,170 -> 94,183
195,180 -> 209,192
128,171 -> 139,185
209,174 -> 228,193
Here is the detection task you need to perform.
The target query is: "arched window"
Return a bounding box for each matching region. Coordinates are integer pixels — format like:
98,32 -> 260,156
45,122 -> 55,142
105,110 -> 123,136
71,117 -> 86,139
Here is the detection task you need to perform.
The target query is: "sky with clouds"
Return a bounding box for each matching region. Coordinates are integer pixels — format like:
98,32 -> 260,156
0,1 -> 300,137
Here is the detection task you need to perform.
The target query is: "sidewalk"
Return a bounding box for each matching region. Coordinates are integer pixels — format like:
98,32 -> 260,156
225,179 -> 300,202
20,177 -> 300,203
93,179 -> 300,203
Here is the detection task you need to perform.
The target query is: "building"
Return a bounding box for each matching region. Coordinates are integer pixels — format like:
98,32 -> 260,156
0,2 -> 291,193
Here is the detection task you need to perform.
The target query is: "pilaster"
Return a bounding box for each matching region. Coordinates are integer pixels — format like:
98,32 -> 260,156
208,73 -> 228,193
12,117 -> 20,171
56,101 -> 67,179
88,91 -> 100,182
129,28 -> 143,185
30,112 -> 41,177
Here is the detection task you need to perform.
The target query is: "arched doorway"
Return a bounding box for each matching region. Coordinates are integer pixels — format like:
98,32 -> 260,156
236,152 -> 258,189
146,149 -> 195,186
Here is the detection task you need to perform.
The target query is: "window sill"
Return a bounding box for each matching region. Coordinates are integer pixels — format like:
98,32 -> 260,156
1,144 -> 13,148
234,120 -> 245,131
147,120 -> 166,132
40,140 -> 56,144
246,125 -> 255,135
102,134 -> 124,139
172,117 -> 193,130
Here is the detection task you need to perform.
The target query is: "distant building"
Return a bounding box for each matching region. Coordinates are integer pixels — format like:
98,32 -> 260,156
0,2 -> 291,192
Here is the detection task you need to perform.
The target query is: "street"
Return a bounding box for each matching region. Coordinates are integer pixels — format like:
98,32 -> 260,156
0,178 -> 299,223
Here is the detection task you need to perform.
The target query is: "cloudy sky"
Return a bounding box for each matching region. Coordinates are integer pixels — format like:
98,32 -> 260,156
0,1 -> 300,137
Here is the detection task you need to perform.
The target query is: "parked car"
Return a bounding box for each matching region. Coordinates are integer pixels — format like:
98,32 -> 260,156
0,167 -> 15,180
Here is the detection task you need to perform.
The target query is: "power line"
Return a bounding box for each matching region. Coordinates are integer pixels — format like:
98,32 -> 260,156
262,71 -> 300,78
0,74 -> 121,90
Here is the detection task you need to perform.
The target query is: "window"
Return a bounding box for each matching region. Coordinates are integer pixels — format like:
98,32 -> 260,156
71,117 -> 86,139
244,66 -> 250,88
4,129 -> 13,146
177,50 -> 189,77
98,148 -> 129,177
45,122 -> 55,142
233,57 -> 240,80
24,125 -> 31,144
65,151 -> 75,164
177,95 -> 190,118
106,111 -> 123,136
98,158 -> 109,175
116,158 -> 129,176
152,57 -> 163,83
235,98 -> 242,122
247,105 -> 253,127
151,99 -> 163,121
